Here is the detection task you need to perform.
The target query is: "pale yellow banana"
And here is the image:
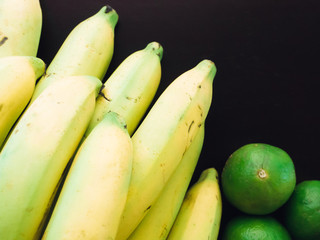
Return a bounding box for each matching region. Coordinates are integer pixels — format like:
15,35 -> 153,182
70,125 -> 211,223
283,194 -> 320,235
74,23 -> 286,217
0,75 -> 101,239
128,125 -> 205,240
42,111 -> 132,240
0,56 -> 45,148
167,168 -> 222,240
84,41 -> 163,137
30,5 -> 118,102
0,0 -> 42,57
115,59 -> 216,240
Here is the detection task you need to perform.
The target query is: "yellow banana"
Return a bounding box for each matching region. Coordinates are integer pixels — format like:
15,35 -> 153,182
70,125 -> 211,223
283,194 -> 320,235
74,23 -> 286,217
0,0 -> 42,57
0,75 -> 101,239
30,5 -> 118,102
0,56 -> 45,148
42,111 -> 132,240
84,41 -> 163,137
116,59 -> 216,240
167,168 -> 222,240
128,125 -> 205,240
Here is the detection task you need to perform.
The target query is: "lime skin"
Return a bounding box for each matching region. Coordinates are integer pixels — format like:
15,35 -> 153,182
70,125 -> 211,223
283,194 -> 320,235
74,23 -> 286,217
222,214 -> 291,240
283,180 -> 320,240
221,143 -> 296,215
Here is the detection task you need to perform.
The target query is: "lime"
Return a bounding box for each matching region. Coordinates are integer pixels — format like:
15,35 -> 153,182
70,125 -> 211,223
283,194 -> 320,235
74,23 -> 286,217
283,180 -> 320,240
222,215 -> 291,240
221,143 -> 296,215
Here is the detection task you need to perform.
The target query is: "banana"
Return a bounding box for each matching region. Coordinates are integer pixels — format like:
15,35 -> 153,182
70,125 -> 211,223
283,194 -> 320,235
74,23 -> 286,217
128,125 -> 205,240
84,41 -> 163,137
0,0 -> 42,57
115,59 -> 216,240
30,5 -> 118,102
0,75 -> 101,239
0,56 -> 45,148
167,168 -> 222,240
42,111 -> 132,240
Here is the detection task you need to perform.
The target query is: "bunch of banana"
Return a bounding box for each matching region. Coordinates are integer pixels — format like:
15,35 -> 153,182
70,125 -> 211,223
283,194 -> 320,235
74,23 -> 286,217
84,41 -> 163,137
167,168 -> 223,240
128,125 -> 205,240
42,112 -> 133,240
0,0 -> 42,57
0,56 -> 45,148
0,75 -> 101,239
0,1 -> 223,239
30,5 -> 118,102
115,59 -> 217,240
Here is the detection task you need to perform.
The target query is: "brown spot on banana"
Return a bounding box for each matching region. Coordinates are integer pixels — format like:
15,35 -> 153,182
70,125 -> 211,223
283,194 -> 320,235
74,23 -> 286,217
197,104 -> 204,117
126,96 -> 140,103
99,85 -> 111,101
188,120 -> 195,133
0,36 -> 8,46
159,224 -> 168,238
144,205 -> 151,213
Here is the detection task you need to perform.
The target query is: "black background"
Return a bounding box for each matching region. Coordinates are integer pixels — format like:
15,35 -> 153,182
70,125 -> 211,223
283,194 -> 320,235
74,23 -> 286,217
38,0 -> 320,238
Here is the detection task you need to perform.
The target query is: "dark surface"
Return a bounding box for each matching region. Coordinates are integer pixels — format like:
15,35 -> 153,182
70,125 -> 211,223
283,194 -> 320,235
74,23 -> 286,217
38,0 -> 320,238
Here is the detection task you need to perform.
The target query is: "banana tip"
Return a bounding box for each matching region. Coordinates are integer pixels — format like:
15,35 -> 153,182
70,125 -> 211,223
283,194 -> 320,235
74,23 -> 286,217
105,5 -> 114,13
197,59 -> 217,80
146,42 -> 164,61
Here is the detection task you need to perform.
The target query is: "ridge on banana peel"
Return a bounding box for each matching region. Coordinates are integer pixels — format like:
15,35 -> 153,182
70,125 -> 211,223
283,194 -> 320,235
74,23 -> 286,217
128,125 -> 205,240
84,41 -> 163,137
0,75 -> 102,239
0,56 -> 45,149
0,0 -> 42,57
30,5 -> 118,103
115,59 -> 216,240
42,112 -> 133,240
167,168 -> 222,240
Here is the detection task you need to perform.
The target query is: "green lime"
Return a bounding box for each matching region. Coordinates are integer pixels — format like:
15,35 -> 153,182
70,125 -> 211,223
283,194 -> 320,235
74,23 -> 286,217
222,215 -> 291,240
283,180 -> 320,240
221,143 -> 296,215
